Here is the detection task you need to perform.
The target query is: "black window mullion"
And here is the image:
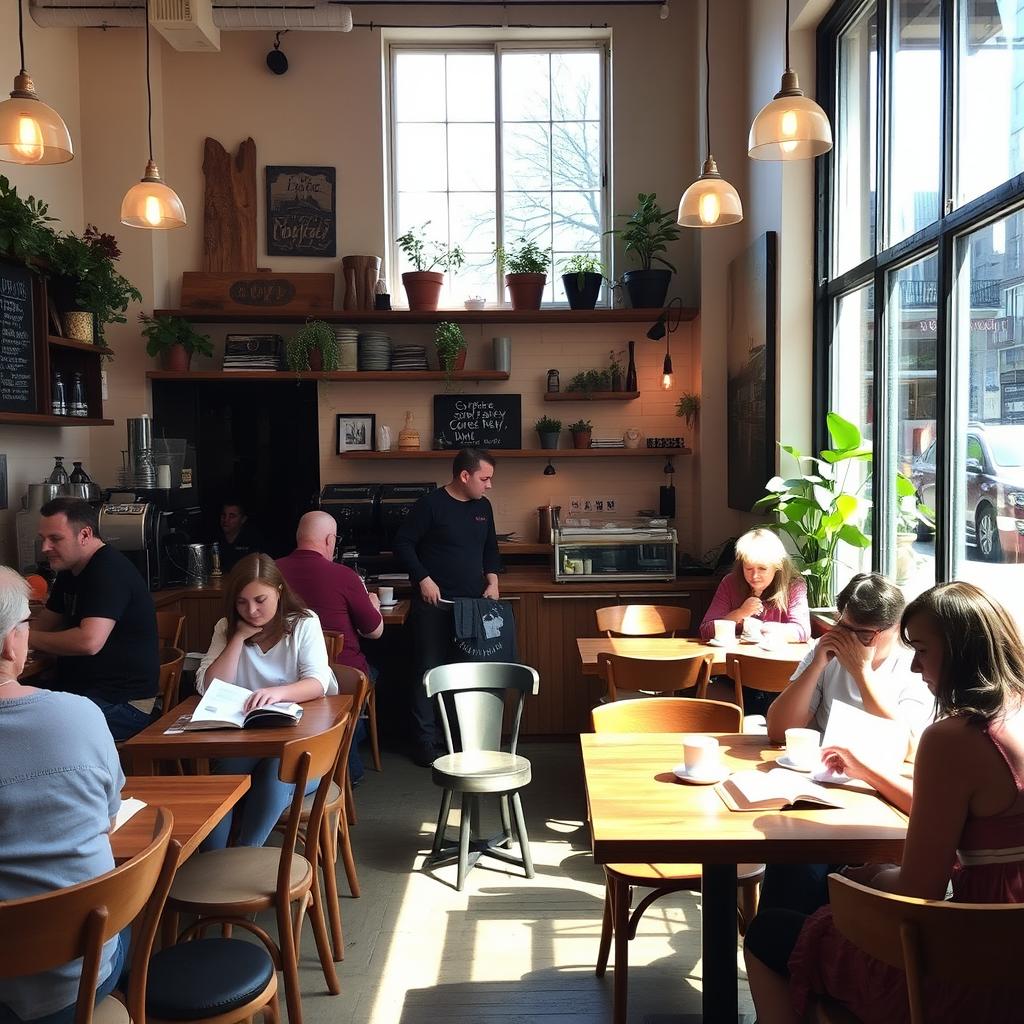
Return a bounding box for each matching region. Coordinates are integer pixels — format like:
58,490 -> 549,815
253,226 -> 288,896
934,230 -> 955,582
939,0 -> 955,216
872,263 -> 888,575
876,0 -> 889,256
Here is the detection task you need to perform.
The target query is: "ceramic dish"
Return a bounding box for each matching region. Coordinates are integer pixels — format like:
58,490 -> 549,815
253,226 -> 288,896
707,638 -> 735,648
672,763 -> 727,785
379,601 -> 398,609
775,754 -> 817,773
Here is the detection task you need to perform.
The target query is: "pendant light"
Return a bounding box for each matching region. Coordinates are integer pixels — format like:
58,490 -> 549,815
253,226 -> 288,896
647,296 -> 684,390
677,0 -> 742,228
121,0 -> 186,230
0,0 -> 73,164
748,0 -> 833,160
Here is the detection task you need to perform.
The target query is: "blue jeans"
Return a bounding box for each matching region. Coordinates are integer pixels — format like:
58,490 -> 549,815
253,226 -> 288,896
202,756 -> 319,850
348,663 -> 378,785
87,697 -> 153,742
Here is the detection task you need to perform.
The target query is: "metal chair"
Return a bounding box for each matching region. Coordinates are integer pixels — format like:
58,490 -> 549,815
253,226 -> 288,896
423,661 -> 540,891
595,603 -> 692,637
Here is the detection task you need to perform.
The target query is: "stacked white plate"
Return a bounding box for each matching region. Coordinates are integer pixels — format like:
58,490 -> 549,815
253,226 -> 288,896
335,328 -> 359,371
390,345 -> 428,371
358,331 -> 392,370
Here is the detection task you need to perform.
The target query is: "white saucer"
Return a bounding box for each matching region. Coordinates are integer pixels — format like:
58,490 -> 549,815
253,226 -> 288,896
379,601 -> 398,609
775,754 -> 816,773
707,638 -> 735,648
672,763 -> 727,785
812,767 -> 850,785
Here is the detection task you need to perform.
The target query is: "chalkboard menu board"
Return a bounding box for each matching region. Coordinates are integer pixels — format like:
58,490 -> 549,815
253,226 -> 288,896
433,394 -> 522,451
0,263 -> 36,414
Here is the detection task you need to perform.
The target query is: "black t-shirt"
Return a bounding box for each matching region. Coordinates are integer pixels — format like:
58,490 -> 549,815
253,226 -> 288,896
218,522 -> 265,572
45,545 -> 159,702
393,487 -> 501,600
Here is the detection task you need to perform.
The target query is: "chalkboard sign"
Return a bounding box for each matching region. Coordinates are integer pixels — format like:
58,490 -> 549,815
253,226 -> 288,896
265,165 -> 336,257
0,263 -> 36,414
433,394 -> 522,451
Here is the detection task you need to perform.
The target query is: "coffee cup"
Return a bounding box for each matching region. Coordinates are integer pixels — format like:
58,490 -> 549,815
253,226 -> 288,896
378,586 -> 394,605
741,616 -> 763,642
683,735 -> 721,776
784,727 -> 821,769
713,619 -> 736,644
759,621 -> 783,649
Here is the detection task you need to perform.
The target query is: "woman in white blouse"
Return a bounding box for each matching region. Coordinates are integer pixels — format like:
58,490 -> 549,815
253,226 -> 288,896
196,553 -> 335,848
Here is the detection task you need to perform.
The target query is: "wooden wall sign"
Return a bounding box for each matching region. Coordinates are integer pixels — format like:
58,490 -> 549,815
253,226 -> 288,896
180,271 -> 334,311
266,165 -> 336,257
202,137 -> 258,273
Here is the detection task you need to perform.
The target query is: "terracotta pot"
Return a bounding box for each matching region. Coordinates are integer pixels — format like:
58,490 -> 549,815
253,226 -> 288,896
572,431 -> 592,450
402,271 -> 445,311
440,346 -> 467,375
308,347 -> 323,372
162,344 -> 191,371
505,273 -> 546,310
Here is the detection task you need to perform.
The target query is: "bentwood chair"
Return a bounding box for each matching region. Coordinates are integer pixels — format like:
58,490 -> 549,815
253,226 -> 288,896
724,651 -> 801,716
595,603 -> 692,638
806,874 -> 1024,1023
324,628 -> 382,773
590,698 -> 765,1024
164,718 -> 347,1024
424,662 -> 540,891
156,611 -> 186,651
597,651 -> 715,703
157,646 -> 185,714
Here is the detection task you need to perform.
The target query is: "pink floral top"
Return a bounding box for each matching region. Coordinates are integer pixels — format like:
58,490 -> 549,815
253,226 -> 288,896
699,572 -> 810,642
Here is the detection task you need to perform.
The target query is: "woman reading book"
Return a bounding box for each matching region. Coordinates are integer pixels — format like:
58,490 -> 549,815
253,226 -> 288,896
196,554 -> 335,849
745,582 -> 1024,1023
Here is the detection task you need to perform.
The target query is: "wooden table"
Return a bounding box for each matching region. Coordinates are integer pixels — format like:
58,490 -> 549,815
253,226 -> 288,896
381,599 -> 409,626
576,636 -> 811,675
581,733 -> 908,1023
121,694 -> 353,773
112,775 -> 251,863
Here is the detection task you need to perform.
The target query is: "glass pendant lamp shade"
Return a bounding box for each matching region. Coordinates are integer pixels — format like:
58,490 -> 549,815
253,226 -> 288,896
678,156 -> 743,227
0,74 -> 73,164
121,159 -> 186,229
748,69 -> 832,160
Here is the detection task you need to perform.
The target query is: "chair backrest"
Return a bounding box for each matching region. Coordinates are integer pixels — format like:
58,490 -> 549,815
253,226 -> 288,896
155,611 -> 185,650
725,652 -> 801,694
424,662 -> 540,756
828,873 -> 1024,1023
158,646 -> 185,711
595,603 -> 692,638
322,629 -> 346,665
0,808 -> 178,1024
597,651 -> 714,701
329,666 -> 370,785
591,696 -> 742,733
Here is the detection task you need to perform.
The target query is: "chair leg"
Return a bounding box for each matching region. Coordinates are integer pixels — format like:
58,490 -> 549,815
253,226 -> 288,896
737,878 -> 760,936
611,876 -> 630,1024
498,794 -> 513,849
307,882 -> 341,995
595,873 -> 613,977
276,896 -> 303,1024
345,775 -> 357,826
338,810 -> 360,898
367,687 -> 382,771
320,815 -> 345,961
263,988 -> 280,1024
456,794 -> 473,891
509,791 -> 534,879
431,789 -> 453,860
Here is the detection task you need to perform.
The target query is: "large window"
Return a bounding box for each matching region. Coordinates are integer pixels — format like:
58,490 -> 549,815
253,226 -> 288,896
818,1 -> 1024,617
389,45 -> 608,307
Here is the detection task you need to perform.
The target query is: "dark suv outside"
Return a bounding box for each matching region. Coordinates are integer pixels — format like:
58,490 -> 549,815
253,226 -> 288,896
911,423 -> 1024,562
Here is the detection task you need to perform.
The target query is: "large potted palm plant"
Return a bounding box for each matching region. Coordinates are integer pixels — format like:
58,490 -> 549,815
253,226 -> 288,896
605,192 -> 680,309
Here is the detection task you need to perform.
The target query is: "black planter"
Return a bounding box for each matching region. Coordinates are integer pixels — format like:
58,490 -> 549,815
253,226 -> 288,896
538,431 -> 561,450
621,269 -> 671,309
562,272 -> 602,310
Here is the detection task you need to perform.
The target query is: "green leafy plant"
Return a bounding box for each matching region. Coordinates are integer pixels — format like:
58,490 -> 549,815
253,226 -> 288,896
496,236 -> 551,275
605,192 -> 681,272
565,368 -> 611,395
562,253 -> 605,288
138,313 -> 213,359
609,349 -> 623,380
569,418 -> 593,433
285,320 -> 339,371
675,392 -> 701,427
535,415 -> 562,434
434,320 -> 467,385
0,175 -> 57,263
397,222 -> 466,273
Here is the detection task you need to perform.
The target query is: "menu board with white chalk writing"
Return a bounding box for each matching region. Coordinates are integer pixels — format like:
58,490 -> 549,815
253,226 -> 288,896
0,263 -> 36,414
432,394 -> 522,451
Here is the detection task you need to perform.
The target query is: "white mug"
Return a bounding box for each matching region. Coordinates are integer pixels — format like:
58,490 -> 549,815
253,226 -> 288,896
741,616 -> 763,641
683,735 -> 720,776
378,585 -> 394,605
377,425 -> 392,451
785,727 -> 821,769
760,622 -> 783,649
713,619 -> 736,644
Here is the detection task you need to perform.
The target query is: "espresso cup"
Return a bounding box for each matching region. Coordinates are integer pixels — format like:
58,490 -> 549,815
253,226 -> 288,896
683,735 -> 721,776
759,621 -> 783,649
785,727 -> 821,769
713,619 -> 735,644
378,585 -> 394,605
741,616 -> 763,642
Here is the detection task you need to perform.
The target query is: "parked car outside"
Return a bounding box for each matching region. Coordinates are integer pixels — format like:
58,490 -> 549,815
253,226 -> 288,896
910,423 -> 1024,562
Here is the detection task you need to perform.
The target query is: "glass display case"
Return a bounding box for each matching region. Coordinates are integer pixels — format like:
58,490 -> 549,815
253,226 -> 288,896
553,516 -> 677,582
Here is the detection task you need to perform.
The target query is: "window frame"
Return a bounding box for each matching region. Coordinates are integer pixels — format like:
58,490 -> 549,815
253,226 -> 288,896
385,40 -> 612,307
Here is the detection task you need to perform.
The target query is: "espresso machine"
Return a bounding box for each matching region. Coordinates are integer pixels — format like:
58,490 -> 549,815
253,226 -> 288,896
99,502 -> 161,588
319,481 -> 436,560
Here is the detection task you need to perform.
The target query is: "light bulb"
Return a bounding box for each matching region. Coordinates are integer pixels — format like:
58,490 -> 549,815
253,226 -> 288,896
780,109 -> 798,137
143,194 -> 162,227
659,2 -> 670,19
14,113 -> 43,162
661,352 -> 673,390
662,370 -> 673,390
698,190 -> 721,226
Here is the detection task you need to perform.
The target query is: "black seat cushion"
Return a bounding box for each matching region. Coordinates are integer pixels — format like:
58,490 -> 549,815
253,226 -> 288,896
146,938 -> 274,1020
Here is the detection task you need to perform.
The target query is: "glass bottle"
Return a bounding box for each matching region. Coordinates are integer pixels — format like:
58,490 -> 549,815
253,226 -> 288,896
69,461 -> 92,484
70,372 -> 87,417
546,369 -> 560,393
48,456 -> 70,486
625,340 -> 638,392
51,371 -> 67,416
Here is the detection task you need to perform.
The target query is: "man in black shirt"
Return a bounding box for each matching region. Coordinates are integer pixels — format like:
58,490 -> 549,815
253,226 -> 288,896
30,497 -> 159,740
216,499 -> 265,572
394,448 -> 501,765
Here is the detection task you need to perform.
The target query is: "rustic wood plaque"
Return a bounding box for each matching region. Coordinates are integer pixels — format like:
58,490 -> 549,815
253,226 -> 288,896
266,165 -> 336,257
202,137 -> 258,273
180,271 -> 335,311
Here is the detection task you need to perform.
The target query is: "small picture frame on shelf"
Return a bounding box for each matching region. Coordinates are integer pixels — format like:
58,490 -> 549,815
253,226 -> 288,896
336,413 -> 376,453
47,297 -> 63,336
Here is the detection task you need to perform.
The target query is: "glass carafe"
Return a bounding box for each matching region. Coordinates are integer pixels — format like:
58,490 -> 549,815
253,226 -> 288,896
48,457 -> 70,486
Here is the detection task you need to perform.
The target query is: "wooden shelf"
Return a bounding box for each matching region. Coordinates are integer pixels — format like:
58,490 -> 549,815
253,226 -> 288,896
152,307 -> 696,326
48,336 -> 113,355
0,412 -> 114,427
147,369 -> 511,382
338,447 -> 691,460
544,391 -> 640,402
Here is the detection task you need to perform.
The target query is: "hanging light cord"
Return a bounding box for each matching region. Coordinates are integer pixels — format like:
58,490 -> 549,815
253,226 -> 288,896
704,0 -> 711,155
784,0 -> 791,72
17,0 -> 27,74
145,0 -> 154,162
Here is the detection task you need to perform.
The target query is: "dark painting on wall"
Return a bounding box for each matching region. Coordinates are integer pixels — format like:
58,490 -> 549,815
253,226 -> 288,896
727,231 -> 777,512
265,165 -> 336,257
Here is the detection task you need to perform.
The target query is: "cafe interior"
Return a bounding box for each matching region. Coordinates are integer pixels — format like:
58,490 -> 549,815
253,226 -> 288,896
2,0 -> 1024,1021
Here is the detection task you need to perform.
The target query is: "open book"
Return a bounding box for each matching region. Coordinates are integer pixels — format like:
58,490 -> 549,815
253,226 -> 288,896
184,679 -> 304,731
716,769 -> 845,811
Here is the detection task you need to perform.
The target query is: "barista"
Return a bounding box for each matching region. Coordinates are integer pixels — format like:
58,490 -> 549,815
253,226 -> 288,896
215,499 -> 265,572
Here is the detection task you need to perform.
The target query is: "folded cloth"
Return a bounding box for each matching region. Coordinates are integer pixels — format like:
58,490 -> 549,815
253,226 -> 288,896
451,598 -> 517,662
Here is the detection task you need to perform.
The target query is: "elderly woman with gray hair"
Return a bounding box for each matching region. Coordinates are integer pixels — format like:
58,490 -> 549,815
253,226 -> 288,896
0,566 -> 128,1024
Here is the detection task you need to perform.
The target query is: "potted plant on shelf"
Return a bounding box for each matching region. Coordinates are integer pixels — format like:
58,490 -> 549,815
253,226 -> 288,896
496,236 -> 551,310
676,391 -> 701,429
561,254 -> 605,310
535,415 -> 562,450
435,320 -> 467,388
138,312 -> 213,371
0,175 -> 56,264
605,192 -> 681,309
570,418 -> 593,450
609,350 -> 624,391
286,320 -> 339,372
396,222 -> 465,311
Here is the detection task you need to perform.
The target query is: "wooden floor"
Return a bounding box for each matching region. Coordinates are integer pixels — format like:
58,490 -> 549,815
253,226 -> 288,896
281,740 -> 755,1024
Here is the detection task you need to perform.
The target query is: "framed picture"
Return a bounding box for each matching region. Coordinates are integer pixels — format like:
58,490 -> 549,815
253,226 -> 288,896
726,231 -> 777,512
47,296 -> 63,336
336,413 -> 375,453
265,165 -> 336,257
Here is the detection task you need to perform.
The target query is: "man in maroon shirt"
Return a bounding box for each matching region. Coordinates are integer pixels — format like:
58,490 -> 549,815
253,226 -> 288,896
277,511 -> 383,780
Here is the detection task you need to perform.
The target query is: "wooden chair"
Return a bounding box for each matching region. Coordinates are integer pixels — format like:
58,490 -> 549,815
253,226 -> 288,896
595,603 -> 692,637
158,646 -> 185,713
156,611 -> 185,650
597,650 -> 715,702
590,698 -> 765,1024
164,717 -> 348,1024
324,627 -> 382,773
807,873 -> 1024,1023
724,651 -> 801,712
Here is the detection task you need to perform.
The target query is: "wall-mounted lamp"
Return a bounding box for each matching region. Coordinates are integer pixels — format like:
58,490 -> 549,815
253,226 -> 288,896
266,31 -> 289,75
659,2 -> 670,20
646,296 -> 684,390
543,459 -> 556,476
